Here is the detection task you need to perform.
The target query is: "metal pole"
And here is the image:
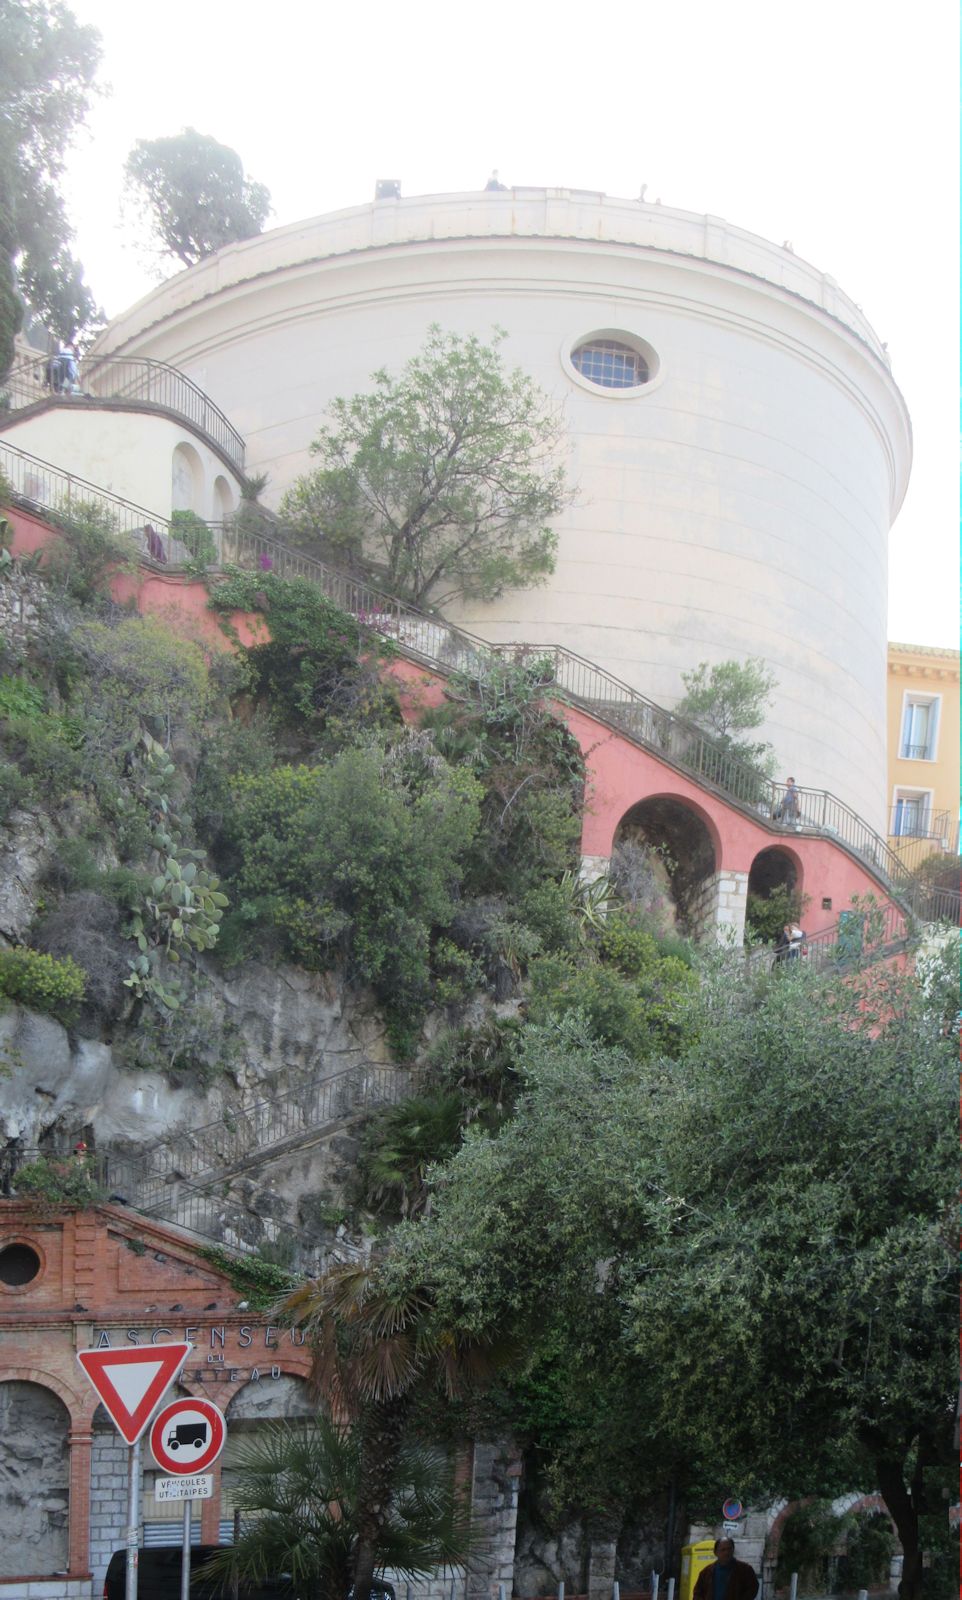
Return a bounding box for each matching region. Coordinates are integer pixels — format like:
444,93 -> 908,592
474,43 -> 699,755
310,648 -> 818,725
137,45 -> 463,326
788,1575 -> 798,1600
652,1573 -> 660,1600
666,1581 -> 675,1600
558,1584 -> 565,1600
612,1584 -> 620,1600
180,1497 -> 192,1600
125,1438 -> 140,1600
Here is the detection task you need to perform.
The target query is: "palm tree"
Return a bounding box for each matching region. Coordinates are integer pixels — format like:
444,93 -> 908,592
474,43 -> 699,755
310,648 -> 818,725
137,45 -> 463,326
282,1263 -> 504,1600
205,1414 -> 472,1600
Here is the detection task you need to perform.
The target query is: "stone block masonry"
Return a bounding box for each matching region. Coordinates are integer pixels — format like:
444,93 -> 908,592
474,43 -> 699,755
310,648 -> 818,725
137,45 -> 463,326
88,1426 -> 135,1591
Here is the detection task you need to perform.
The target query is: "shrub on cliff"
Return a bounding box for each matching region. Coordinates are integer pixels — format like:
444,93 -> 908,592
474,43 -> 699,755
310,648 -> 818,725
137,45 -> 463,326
223,740 -> 482,1029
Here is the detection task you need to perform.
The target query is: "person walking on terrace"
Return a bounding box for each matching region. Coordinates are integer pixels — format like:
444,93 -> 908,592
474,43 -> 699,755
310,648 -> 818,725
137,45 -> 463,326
693,1539 -> 758,1600
773,775 -> 800,826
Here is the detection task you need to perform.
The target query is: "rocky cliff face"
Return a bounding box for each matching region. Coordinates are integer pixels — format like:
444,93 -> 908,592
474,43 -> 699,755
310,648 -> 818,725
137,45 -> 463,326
0,806 -> 406,1264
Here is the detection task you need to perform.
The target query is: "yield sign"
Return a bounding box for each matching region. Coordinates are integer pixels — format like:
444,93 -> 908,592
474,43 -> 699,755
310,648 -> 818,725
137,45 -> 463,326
77,1341 -> 191,1444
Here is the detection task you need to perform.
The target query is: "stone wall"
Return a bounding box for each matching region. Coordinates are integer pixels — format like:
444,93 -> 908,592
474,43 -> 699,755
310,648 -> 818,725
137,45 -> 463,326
88,1417 -> 134,1589
466,1441 -> 522,1600
0,570 -> 45,651
0,1381 -> 71,1579
687,869 -> 748,943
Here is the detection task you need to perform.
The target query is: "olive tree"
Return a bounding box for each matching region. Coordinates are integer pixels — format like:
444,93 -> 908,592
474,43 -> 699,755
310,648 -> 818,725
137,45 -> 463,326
391,957 -> 956,1594
280,326 -> 571,607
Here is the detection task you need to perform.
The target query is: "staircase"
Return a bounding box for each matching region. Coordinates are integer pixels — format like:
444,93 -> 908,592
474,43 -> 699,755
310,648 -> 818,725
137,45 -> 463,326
93,1061 -> 407,1254
1,434 -> 956,928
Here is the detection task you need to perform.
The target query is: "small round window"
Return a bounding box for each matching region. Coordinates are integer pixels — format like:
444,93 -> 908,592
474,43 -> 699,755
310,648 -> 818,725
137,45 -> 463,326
0,1243 -> 41,1286
571,338 -> 649,389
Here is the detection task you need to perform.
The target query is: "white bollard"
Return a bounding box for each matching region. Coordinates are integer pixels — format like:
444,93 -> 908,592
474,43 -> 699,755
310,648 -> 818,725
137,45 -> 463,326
652,1575 -> 660,1600
558,1584 -> 565,1600
612,1584 -> 620,1600
788,1574 -> 798,1600
666,1580 -> 675,1600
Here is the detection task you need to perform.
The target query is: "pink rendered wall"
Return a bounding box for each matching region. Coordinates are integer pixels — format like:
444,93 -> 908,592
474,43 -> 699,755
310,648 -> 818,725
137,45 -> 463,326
5,507 -> 264,651
384,658 -> 449,716
559,701 -> 898,922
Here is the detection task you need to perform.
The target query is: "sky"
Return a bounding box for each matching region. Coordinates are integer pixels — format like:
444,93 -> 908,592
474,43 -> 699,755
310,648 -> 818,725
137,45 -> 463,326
59,0 -> 960,649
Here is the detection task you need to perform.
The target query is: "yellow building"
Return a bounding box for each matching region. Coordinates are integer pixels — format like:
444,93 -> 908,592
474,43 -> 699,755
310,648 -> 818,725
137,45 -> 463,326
886,642 -> 960,867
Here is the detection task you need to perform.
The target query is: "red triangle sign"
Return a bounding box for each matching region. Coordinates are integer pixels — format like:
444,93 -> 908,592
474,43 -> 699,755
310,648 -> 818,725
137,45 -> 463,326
77,1342 -> 191,1444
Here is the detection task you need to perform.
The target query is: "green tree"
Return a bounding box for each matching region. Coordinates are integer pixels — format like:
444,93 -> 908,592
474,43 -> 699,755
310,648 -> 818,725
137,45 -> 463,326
223,742 -> 481,1024
204,1414 -> 472,1600
391,958 -> 955,1592
625,958 -> 956,1600
124,128 -> 271,268
0,0 -> 102,369
675,657 -> 777,774
280,326 -> 570,607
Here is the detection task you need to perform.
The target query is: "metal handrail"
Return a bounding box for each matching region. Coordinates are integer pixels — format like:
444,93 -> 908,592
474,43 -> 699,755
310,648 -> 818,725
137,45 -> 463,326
0,1145 -> 356,1267
94,1061 -> 405,1212
3,353 -> 245,470
0,437 -> 176,545
0,436 -> 952,924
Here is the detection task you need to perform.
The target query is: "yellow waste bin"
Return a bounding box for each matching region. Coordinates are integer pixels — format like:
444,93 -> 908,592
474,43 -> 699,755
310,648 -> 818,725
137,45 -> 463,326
679,1540 -> 716,1600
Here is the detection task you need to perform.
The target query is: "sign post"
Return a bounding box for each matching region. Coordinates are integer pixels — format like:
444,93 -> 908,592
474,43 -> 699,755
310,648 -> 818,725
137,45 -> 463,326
150,1397 -> 228,1600
77,1342 -> 192,1600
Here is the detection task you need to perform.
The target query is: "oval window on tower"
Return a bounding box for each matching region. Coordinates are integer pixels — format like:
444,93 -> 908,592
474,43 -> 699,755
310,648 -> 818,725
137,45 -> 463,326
565,330 -> 660,395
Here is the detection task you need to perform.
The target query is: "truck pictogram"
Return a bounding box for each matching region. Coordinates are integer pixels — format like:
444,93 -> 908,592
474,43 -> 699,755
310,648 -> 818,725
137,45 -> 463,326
166,1421 -> 208,1450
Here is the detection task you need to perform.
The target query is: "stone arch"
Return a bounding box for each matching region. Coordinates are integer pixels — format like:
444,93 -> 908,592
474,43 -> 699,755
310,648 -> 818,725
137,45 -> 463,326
213,474 -> 235,520
614,793 -> 719,936
0,1380 -> 71,1577
221,1373 -> 315,1526
0,1361 -> 85,1425
748,845 -> 802,902
171,441 -> 204,513
746,846 -> 804,943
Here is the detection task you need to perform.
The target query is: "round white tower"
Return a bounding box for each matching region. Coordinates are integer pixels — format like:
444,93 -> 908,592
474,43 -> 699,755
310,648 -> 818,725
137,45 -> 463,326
93,189 -> 911,831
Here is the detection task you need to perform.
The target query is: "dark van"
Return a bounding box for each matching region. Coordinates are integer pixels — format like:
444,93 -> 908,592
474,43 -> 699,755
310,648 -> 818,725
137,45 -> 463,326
103,1547 -> 293,1600
104,1550 -> 397,1600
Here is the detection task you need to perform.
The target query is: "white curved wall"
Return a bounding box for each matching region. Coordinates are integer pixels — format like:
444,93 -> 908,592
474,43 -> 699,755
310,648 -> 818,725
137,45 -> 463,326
0,408 -> 244,522
91,190 -> 911,831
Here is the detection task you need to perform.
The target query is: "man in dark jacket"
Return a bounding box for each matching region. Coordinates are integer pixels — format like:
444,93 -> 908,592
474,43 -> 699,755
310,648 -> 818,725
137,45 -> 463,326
692,1539 -> 758,1600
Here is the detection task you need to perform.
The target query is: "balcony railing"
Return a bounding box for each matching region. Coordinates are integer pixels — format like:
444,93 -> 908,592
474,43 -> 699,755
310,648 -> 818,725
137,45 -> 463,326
2,353 -> 245,471
899,743 -> 934,761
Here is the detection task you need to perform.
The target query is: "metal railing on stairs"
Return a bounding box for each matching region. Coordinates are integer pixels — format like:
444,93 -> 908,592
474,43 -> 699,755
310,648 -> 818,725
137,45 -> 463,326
3,353 -> 245,471
1,1060 -> 405,1260
96,1060 -> 406,1214
210,519 -> 958,922
0,437 -> 179,545
1,436 -> 957,927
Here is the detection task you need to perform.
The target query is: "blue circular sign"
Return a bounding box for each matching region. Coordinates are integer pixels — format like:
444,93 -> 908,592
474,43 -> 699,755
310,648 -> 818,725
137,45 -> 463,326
722,1498 -> 743,1521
